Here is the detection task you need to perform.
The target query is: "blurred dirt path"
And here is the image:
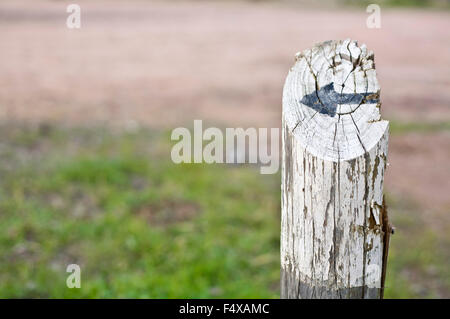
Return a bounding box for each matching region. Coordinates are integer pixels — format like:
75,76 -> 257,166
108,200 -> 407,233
0,0 -> 449,217
1,0 -> 449,127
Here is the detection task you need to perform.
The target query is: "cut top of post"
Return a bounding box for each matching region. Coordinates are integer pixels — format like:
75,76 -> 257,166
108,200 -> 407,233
282,39 -> 388,162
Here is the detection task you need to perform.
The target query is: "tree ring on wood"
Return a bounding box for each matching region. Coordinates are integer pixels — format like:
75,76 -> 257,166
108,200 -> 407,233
283,39 -> 388,161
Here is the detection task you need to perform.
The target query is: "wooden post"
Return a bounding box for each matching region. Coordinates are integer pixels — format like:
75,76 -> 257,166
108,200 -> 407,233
281,39 -> 391,299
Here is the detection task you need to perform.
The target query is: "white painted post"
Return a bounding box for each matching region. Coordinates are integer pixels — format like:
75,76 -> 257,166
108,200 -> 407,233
281,39 -> 392,299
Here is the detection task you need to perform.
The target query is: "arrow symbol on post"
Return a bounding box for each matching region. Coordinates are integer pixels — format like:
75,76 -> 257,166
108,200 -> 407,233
300,82 -> 379,117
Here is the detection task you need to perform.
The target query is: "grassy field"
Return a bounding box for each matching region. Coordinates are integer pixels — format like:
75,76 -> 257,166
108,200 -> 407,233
0,123 -> 448,298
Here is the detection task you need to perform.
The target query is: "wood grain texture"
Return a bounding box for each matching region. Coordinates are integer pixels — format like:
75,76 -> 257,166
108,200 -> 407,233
281,39 -> 390,299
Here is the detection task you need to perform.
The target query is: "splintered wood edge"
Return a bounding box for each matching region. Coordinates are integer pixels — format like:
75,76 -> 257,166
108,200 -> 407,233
282,39 -> 389,162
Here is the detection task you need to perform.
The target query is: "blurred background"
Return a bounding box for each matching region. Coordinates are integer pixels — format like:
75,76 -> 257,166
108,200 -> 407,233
0,0 -> 449,298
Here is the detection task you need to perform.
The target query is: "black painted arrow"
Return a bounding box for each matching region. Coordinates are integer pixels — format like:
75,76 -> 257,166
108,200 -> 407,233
300,82 -> 379,117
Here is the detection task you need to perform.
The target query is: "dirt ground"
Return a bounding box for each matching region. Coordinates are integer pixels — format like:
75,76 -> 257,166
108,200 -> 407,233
0,1 -> 449,228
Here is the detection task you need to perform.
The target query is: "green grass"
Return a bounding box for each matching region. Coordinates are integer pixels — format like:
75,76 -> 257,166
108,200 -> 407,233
0,124 -> 280,298
383,195 -> 450,298
389,120 -> 450,135
0,123 -> 448,298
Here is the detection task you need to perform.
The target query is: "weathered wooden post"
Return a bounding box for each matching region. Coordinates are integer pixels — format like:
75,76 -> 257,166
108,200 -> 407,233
281,39 -> 391,299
